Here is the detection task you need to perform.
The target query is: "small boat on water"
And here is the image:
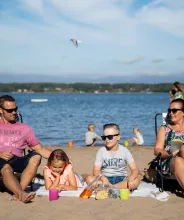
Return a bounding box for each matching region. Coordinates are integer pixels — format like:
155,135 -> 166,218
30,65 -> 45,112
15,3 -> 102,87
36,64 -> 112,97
31,99 -> 48,102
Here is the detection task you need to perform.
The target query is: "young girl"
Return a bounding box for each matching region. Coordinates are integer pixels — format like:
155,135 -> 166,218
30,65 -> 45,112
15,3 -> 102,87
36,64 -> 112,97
129,127 -> 144,146
43,149 -> 84,191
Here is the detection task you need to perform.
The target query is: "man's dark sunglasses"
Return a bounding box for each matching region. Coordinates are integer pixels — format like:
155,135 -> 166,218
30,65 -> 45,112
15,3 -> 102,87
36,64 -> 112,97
168,108 -> 183,114
1,106 -> 18,113
101,134 -> 119,141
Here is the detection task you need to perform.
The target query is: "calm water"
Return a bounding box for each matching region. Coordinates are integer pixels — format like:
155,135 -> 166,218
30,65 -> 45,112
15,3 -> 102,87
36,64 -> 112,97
4,93 -> 170,146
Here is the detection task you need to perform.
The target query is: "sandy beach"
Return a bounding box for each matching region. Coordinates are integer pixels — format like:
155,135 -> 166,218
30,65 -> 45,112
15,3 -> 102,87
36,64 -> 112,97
0,146 -> 183,220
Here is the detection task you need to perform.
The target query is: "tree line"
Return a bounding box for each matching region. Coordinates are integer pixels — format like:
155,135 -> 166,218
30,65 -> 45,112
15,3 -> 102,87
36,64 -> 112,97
0,83 -> 177,93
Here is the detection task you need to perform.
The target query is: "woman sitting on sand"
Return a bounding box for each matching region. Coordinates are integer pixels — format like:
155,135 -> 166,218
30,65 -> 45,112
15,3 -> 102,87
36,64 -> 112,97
43,149 -> 84,191
170,82 -> 184,102
84,123 -> 140,190
154,98 -> 184,189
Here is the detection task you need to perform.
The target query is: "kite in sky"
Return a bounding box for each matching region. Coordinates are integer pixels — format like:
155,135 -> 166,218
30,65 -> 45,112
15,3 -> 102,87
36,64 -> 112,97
70,39 -> 82,47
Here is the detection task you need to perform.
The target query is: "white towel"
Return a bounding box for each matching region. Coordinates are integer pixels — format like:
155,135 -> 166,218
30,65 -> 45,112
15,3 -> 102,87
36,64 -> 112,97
130,183 -> 170,201
35,182 -> 170,201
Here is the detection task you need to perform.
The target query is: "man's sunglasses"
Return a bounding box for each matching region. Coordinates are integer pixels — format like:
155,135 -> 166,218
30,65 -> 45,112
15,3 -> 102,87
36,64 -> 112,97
168,108 -> 183,114
1,106 -> 18,113
101,134 -> 119,141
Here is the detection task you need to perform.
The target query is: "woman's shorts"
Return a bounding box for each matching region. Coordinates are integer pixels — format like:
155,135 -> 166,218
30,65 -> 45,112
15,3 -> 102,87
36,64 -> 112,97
162,154 -> 178,176
105,176 -> 127,185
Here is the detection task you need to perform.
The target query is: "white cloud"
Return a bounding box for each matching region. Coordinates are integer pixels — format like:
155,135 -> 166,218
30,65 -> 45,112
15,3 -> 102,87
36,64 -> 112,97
22,0 -> 44,14
152,58 -> 164,63
136,0 -> 184,38
177,56 -> 184,61
0,0 -> 184,76
123,56 -> 144,65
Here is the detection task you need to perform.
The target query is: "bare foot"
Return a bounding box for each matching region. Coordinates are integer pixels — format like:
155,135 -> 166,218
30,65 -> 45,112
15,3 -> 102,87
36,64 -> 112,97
21,192 -> 36,203
9,194 -> 19,201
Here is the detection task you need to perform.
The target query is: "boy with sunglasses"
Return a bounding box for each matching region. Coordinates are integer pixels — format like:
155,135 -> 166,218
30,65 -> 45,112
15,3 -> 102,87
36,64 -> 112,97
85,123 -> 140,190
0,95 -> 51,203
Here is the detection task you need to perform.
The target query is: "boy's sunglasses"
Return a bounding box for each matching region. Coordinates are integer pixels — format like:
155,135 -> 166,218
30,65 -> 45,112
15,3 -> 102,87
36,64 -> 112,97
168,108 -> 183,114
1,106 -> 18,113
101,134 -> 119,141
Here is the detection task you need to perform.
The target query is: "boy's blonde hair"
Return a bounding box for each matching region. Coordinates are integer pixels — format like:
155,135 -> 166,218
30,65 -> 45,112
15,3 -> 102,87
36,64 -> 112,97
103,123 -> 120,133
88,124 -> 95,132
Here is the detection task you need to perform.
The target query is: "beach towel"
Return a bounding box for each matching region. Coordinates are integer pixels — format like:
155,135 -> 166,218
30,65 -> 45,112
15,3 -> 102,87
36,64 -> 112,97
130,182 -> 170,201
35,181 -> 169,201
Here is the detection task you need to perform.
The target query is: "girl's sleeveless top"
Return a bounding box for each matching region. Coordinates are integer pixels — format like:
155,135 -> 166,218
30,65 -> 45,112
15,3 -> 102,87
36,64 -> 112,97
164,124 -> 184,154
44,164 -> 83,188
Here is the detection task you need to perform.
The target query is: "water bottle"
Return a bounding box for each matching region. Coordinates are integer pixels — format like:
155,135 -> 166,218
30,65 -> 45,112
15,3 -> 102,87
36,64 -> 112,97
79,174 -> 102,199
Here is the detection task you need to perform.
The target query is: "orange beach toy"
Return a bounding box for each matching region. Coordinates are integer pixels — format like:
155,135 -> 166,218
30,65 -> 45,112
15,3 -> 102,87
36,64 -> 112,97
68,141 -> 74,148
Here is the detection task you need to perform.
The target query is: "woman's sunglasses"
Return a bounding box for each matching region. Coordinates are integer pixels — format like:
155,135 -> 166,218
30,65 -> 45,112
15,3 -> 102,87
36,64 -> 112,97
101,134 -> 119,141
1,106 -> 18,113
167,108 -> 183,114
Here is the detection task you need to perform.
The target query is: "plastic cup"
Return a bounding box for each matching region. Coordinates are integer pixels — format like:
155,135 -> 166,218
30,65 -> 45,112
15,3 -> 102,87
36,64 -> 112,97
124,141 -> 129,147
49,189 -> 59,201
120,189 -> 129,200
170,140 -> 183,153
79,188 -> 94,199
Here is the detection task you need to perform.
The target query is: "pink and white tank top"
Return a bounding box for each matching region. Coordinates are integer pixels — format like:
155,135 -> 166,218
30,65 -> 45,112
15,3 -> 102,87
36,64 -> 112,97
44,164 -> 83,188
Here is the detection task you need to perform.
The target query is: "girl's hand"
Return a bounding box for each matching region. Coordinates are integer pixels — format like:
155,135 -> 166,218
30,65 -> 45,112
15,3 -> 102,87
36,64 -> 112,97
51,171 -> 60,178
56,185 -> 63,191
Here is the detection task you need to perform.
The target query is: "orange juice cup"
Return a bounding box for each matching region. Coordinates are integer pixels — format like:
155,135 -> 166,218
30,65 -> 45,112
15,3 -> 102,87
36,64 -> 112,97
79,188 -> 94,199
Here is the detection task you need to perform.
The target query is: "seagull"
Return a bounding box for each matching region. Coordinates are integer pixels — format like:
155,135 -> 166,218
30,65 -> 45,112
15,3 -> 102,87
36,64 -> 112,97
70,39 -> 82,47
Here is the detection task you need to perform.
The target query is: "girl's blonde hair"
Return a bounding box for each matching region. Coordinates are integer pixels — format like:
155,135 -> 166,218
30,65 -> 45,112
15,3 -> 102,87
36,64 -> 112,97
47,149 -> 70,167
133,127 -> 139,133
88,124 -> 95,132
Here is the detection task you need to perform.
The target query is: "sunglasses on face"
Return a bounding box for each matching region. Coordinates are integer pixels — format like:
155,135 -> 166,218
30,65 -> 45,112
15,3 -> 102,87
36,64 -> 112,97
1,106 -> 18,113
101,134 -> 119,141
167,108 -> 183,114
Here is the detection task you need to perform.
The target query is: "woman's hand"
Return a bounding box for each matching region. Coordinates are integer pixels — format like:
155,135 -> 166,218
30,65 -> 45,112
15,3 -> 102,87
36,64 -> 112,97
170,149 -> 180,157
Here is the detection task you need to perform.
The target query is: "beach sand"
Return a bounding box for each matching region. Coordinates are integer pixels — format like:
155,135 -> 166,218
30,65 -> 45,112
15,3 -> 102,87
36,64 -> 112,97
0,146 -> 183,220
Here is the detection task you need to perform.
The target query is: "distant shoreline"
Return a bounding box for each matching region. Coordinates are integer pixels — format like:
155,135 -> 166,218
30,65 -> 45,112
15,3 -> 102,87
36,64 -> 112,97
4,91 -> 165,94
0,82 -> 174,93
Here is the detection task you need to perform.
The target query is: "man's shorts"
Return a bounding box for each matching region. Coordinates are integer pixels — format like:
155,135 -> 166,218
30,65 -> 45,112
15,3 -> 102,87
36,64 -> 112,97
105,176 -> 127,185
0,151 -> 41,173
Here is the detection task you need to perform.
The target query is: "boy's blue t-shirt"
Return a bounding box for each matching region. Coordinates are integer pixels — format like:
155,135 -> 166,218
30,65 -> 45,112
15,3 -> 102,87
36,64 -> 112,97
94,144 -> 134,177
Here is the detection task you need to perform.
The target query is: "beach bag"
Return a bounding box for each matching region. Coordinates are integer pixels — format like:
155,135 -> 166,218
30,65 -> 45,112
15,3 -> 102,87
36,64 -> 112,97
144,160 -> 157,183
144,127 -> 173,183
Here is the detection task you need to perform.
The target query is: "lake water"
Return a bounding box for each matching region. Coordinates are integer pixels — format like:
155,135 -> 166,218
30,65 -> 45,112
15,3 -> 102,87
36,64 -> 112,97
5,93 -> 170,146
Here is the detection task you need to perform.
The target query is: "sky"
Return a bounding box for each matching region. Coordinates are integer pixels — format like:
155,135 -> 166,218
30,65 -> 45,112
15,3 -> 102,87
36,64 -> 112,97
0,0 -> 184,81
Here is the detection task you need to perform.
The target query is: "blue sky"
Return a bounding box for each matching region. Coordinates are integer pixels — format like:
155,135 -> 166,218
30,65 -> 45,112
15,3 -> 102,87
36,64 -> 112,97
0,0 -> 184,80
